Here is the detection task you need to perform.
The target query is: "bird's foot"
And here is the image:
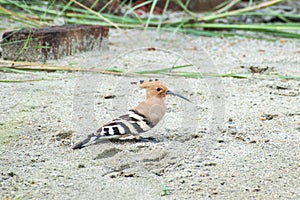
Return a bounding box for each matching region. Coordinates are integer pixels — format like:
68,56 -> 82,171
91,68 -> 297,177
134,136 -> 161,143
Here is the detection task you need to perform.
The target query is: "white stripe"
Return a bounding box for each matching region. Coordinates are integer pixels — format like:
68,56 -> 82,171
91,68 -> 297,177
117,125 -> 126,134
136,120 -> 151,131
128,111 -> 145,121
108,127 -> 114,135
122,121 -> 137,134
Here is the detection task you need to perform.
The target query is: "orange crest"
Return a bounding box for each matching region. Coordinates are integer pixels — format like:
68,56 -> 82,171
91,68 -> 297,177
138,79 -> 168,98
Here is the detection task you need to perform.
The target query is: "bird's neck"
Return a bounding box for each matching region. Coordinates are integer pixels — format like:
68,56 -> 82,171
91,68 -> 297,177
144,96 -> 167,125
145,96 -> 166,106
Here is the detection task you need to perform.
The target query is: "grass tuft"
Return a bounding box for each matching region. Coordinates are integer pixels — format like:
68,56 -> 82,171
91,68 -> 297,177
0,0 -> 299,39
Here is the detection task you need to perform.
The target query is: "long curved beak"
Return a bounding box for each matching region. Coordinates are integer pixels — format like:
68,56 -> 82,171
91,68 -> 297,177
166,90 -> 191,102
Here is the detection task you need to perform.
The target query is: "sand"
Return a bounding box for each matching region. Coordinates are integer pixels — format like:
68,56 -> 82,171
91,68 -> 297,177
1,29 -> 299,199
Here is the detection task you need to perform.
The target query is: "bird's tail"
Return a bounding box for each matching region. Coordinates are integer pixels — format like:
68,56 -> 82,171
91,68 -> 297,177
72,133 -> 101,150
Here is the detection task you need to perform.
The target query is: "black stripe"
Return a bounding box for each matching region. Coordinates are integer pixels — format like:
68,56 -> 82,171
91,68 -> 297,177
131,122 -> 145,133
112,127 -> 120,135
129,109 -> 147,119
129,117 -> 139,122
143,119 -> 154,128
103,127 -> 110,136
119,114 -> 140,123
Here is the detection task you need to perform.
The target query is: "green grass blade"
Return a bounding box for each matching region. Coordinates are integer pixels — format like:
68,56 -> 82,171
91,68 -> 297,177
134,64 -> 193,74
124,0 -> 152,17
197,0 -> 284,21
173,0 -> 195,17
0,67 -> 31,73
145,0 -> 158,30
157,0 -> 170,31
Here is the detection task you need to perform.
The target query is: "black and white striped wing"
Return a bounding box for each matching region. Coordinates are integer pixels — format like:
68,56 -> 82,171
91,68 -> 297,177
98,110 -> 154,136
72,110 -> 154,149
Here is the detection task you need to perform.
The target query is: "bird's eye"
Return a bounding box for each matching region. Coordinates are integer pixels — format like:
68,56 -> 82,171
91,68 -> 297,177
156,88 -> 161,92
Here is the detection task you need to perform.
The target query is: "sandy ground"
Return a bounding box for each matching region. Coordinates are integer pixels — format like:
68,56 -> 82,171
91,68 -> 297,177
0,29 -> 299,199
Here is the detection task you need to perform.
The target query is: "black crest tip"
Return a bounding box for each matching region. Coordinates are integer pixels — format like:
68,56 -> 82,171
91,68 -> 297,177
130,81 -> 138,85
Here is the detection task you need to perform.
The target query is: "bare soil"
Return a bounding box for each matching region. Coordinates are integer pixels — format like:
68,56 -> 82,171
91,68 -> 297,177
1,29 -> 299,199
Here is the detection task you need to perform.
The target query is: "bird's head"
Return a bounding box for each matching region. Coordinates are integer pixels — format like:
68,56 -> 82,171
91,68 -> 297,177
139,79 -> 191,102
139,79 -> 168,98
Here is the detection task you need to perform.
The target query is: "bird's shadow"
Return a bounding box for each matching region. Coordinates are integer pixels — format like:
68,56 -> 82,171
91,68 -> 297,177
108,136 -> 162,144
95,137 -> 162,144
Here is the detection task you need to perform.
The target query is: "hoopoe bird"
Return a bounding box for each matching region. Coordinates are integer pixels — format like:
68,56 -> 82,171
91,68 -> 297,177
72,79 -> 191,150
